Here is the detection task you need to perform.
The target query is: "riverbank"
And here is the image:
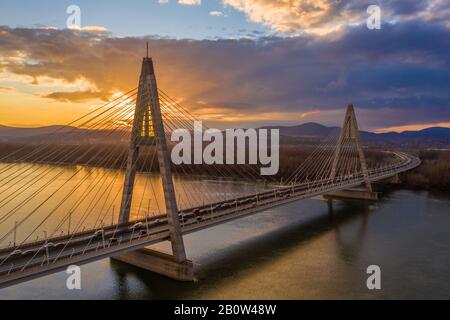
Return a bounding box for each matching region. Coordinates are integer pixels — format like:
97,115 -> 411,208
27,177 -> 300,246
399,150 -> 450,192
0,143 -> 448,192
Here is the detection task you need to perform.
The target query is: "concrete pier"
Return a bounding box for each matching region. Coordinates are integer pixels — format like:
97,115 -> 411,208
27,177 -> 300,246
324,188 -> 379,201
112,248 -> 194,281
382,173 -> 401,184
327,199 -> 334,213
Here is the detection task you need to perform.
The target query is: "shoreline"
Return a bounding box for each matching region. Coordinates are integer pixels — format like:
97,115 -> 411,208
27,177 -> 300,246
0,158 -> 448,194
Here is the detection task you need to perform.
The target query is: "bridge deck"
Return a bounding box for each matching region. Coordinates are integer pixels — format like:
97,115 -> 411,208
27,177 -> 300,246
0,152 -> 420,288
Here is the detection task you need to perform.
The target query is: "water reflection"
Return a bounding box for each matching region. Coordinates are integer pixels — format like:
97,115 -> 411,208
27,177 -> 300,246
333,207 -> 369,264
109,200 -> 373,299
0,163 -> 265,246
0,184 -> 449,299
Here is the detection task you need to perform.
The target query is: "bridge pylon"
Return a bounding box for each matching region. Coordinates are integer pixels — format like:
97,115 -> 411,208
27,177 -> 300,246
327,104 -> 377,201
116,56 -> 188,266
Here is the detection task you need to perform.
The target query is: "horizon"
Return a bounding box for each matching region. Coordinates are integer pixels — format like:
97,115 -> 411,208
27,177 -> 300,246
1,120 -> 450,135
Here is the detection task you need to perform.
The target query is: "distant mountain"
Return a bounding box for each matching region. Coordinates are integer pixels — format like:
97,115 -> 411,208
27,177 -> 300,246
260,123 -> 450,146
366,127 -> 450,142
262,122 -> 339,139
401,127 -> 450,139
0,125 -> 128,144
0,125 -> 76,139
0,123 -> 449,146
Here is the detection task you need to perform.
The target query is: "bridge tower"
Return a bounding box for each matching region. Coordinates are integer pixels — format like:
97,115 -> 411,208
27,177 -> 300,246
114,54 -> 192,280
327,104 -> 377,201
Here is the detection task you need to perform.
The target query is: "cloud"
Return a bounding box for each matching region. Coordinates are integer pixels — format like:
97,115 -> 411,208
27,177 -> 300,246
210,11 -> 224,17
76,26 -> 109,33
0,20 -> 449,130
40,90 -> 108,103
178,0 -> 202,5
222,0 -> 450,34
158,0 -> 202,5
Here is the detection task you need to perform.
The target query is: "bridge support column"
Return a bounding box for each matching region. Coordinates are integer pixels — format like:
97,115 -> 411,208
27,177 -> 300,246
327,199 -> 333,213
114,54 -> 188,275
329,104 -> 373,191
324,188 -> 378,201
112,248 -> 194,281
326,104 -> 377,201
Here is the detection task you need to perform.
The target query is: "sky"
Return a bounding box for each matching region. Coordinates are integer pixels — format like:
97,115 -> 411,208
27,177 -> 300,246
0,0 -> 449,132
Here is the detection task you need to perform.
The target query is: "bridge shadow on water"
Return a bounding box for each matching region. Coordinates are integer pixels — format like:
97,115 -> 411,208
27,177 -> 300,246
108,198 -> 377,300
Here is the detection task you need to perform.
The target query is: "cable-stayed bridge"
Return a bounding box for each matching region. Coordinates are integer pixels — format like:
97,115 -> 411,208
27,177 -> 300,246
0,56 -> 420,288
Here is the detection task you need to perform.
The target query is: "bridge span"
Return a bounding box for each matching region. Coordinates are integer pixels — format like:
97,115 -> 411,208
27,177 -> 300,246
0,55 -> 421,289
0,152 -> 419,288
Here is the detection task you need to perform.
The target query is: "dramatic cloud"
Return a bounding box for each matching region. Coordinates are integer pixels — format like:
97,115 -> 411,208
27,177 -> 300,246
222,0 -> 450,34
0,19 -> 449,129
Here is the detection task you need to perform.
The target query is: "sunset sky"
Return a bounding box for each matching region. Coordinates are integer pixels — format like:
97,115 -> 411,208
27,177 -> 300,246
0,0 -> 449,132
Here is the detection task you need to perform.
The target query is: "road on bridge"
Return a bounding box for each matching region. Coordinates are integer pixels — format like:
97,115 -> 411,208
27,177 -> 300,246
0,152 -> 420,289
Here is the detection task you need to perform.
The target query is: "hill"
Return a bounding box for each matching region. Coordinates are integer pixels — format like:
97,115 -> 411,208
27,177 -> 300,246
0,123 -> 449,147
262,123 -> 450,146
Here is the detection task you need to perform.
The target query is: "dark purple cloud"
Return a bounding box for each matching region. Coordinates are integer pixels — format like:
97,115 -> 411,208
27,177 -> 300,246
0,18 -> 449,129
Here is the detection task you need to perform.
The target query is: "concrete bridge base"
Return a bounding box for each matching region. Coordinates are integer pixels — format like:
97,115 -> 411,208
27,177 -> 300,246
324,188 -> 379,201
112,248 -> 194,281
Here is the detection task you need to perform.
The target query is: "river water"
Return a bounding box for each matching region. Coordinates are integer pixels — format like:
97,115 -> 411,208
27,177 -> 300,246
0,164 -> 449,299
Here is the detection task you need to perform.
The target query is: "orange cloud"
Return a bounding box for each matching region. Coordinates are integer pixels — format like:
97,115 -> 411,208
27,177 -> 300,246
223,0 -> 361,34
0,24 -> 449,129
40,90 -> 109,103
299,110 -> 320,119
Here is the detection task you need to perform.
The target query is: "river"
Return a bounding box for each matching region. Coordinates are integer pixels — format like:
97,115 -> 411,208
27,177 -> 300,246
0,163 -> 449,299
